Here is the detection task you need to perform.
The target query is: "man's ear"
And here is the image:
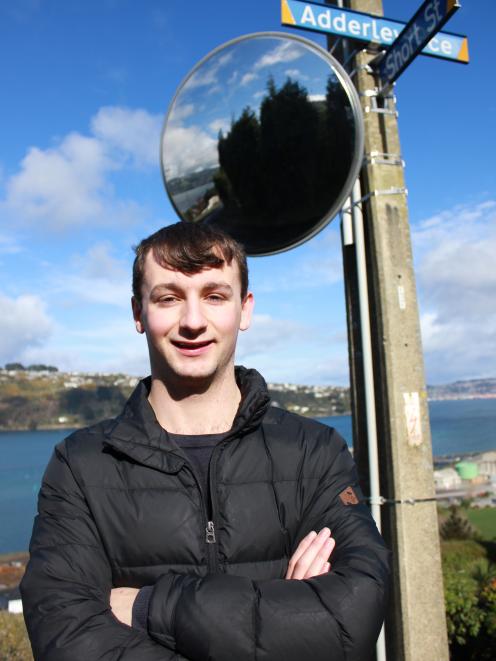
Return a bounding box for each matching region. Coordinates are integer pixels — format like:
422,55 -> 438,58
131,296 -> 145,334
239,292 -> 254,332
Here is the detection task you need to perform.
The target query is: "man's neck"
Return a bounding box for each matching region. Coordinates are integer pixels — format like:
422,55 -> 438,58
148,368 -> 241,435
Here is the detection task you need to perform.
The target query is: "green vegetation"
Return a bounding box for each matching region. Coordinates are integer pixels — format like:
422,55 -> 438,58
0,612 -> 33,660
0,370 -> 136,430
466,508 -> 496,541
3,363 -> 58,373
439,506 -> 496,659
440,505 -> 477,540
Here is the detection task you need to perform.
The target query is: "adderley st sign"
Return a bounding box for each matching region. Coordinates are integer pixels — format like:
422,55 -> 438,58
281,0 -> 469,68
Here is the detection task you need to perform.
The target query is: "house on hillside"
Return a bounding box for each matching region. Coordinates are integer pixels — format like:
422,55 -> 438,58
474,451 -> 496,477
434,467 -> 462,491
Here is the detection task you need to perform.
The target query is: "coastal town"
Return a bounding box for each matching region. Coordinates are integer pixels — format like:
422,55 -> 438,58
1,363 -> 496,430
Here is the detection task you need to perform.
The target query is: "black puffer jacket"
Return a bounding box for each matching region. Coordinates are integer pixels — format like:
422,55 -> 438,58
21,368 -> 390,661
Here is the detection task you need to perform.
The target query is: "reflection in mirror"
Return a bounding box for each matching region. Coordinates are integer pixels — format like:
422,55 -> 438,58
162,33 -> 363,255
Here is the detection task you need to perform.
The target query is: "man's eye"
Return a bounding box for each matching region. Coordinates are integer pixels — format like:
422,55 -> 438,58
206,294 -> 224,302
158,296 -> 177,304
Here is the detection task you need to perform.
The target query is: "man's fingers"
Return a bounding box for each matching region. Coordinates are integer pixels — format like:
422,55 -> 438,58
285,530 -> 317,579
288,527 -> 332,580
316,561 -> 331,577
304,537 -> 335,579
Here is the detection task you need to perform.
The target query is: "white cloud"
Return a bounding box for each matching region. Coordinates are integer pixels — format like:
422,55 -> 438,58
413,199 -> 496,382
162,124 -> 217,178
252,228 -> 343,293
91,106 -> 162,168
168,102 -> 195,127
284,68 -> 307,80
235,313 -> 349,385
254,41 -> 303,70
20,317 -> 149,376
186,51 -> 233,90
208,118 -> 230,135
2,106 -> 158,230
4,132 -> 110,227
236,313 -> 305,359
54,243 -> 131,307
0,233 -> 22,254
240,72 -> 258,87
0,292 -> 54,364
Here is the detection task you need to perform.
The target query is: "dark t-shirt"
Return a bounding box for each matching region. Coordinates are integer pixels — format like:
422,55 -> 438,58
169,431 -> 226,496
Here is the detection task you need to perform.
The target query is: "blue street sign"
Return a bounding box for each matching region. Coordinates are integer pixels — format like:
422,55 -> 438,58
281,0 -> 469,65
375,0 -> 462,88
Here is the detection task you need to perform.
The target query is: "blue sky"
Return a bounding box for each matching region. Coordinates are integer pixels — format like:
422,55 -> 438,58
0,0 -> 494,386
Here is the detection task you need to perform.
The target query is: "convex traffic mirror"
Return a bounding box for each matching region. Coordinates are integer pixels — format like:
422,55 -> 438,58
161,32 -> 364,256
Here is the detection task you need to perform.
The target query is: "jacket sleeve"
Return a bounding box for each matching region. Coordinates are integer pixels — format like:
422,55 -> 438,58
20,443 -> 190,661
147,435 -> 391,661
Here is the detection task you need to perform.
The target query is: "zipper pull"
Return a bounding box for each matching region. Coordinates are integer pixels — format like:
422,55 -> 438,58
206,521 -> 216,544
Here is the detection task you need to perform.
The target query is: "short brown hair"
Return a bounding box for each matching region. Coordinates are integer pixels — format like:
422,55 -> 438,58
132,222 -> 249,305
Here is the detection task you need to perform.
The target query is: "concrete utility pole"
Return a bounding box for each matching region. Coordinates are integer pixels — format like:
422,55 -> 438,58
328,1 -> 450,659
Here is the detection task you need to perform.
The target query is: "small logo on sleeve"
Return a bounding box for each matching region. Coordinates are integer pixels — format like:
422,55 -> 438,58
339,486 -> 359,506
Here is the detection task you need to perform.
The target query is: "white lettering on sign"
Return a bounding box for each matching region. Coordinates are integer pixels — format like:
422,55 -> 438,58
382,0 -> 452,83
424,0 -> 442,32
348,19 -> 360,35
441,39 -> 452,55
380,26 -> 393,42
334,13 -> 346,33
318,10 -> 331,29
301,5 -> 316,26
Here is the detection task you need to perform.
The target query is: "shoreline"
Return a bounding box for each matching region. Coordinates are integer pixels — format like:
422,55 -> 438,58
0,424 -> 76,433
1,396 -> 495,433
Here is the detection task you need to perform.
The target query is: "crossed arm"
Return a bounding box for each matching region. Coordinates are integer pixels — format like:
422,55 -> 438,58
22,440 -> 389,660
110,527 -> 336,625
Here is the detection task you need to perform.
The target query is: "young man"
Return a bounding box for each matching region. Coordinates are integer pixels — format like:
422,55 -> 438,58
21,222 -> 390,660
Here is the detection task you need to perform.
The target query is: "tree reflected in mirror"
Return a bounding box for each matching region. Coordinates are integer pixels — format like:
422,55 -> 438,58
162,34 -> 363,255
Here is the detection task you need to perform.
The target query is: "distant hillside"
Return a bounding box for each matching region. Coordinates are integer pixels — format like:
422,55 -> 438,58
427,378 -> 496,400
0,368 -> 349,430
0,369 -> 138,431
1,366 -> 494,431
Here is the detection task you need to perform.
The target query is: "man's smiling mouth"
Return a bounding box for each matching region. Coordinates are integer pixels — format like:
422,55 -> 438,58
171,340 -> 214,354
172,340 -> 213,348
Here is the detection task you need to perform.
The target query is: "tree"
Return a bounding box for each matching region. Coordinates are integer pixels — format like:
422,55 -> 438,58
440,505 -> 475,540
4,363 -> 25,371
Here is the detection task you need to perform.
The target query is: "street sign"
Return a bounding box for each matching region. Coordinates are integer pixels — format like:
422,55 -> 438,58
281,0 -> 469,64
375,0 -> 462,88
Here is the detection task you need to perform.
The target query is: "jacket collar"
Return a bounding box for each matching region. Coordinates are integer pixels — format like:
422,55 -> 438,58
103,366 -> 270,473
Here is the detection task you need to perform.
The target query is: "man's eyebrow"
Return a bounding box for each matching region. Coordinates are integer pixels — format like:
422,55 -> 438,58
201,282 -> 233,294
150,283 -> 183,295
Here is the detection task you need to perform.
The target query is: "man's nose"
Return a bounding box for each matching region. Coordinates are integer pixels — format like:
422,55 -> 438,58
179,299 -> 207,333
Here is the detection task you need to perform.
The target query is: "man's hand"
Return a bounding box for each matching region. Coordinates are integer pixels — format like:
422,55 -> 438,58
110,529 -> 334,624
110,587 -> 139,626
285,527 -> 335,580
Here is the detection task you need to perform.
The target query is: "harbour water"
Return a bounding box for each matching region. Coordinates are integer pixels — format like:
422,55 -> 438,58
0,398 -> 494,554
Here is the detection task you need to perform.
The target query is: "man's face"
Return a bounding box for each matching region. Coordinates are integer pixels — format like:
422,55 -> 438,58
132,251 -> 253,386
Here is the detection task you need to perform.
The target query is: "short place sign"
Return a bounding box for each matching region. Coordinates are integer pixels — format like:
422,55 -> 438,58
376,0 -> 462,87
281,0 -> 468,64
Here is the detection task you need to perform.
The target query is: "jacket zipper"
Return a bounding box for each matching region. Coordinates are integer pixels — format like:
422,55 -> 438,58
180,453 -> 221,573
205,442 -> 223,573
